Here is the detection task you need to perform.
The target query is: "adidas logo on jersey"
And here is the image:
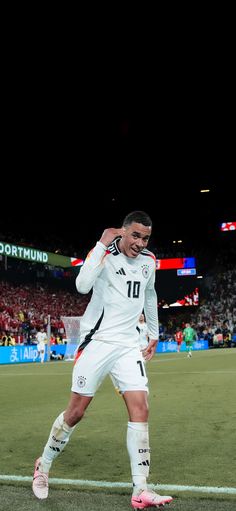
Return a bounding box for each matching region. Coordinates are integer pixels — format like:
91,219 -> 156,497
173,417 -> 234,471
116,268 -> 126,275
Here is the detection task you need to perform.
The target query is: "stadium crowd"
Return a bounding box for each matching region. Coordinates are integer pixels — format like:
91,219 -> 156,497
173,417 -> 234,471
0,280 -> 89,344
0,230 -> 235,347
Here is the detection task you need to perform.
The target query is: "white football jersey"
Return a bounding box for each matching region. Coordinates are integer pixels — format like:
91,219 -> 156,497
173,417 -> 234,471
76,238 -> 159,347
36,331 -> 47,350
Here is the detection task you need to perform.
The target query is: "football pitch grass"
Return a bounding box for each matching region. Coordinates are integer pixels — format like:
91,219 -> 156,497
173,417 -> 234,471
0,348 -> 235,510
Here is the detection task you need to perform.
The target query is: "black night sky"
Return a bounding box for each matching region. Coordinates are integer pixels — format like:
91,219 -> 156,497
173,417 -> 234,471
1,75 -> 235,253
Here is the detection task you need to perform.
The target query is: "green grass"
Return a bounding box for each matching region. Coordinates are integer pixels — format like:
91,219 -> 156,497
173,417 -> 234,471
0,348 -> 236,510
0,485 -> 236,511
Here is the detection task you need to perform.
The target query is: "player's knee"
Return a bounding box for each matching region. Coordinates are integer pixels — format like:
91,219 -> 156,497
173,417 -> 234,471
140,404 -> 149,422
130,402 -> 149,422
65,409 -> 84,427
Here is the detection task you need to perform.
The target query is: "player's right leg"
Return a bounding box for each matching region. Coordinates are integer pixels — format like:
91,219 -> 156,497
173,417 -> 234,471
32,457 -> 49,499
33,340 -> 117,499
32,394 -> 93,499
32,409 -> 77,499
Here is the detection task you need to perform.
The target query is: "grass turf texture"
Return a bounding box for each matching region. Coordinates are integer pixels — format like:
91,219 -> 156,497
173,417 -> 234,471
0,485 -> 236,511
0,348 -> 235,508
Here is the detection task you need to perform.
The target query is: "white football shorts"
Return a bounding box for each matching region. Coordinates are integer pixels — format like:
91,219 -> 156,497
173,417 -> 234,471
71,339 -> 148,396
37,342 -> 45,352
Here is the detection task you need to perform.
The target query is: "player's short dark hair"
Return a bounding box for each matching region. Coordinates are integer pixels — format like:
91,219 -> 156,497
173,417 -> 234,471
123,211 -> 152,228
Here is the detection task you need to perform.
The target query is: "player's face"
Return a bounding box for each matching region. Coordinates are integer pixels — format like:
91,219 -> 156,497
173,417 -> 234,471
119,222 -> 151,258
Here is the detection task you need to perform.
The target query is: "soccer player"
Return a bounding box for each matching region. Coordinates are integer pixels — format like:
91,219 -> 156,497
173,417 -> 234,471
32,211 -> 173,508
36,327 -> 47,363
183,322 -> 197,357
137,313 -> 149,351
175,328 -> 183,353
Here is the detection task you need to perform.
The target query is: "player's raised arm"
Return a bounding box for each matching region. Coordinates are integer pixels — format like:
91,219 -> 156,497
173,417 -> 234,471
100,227 -> 124,247
76,228 -> 123,294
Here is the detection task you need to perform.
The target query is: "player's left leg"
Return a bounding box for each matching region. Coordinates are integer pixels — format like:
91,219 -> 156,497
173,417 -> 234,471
188,342 -> 193,357
186,343 -> 191,357
131,490 -> 173,509
125,392 -> 173,508
125,392 -> 150,493
111,348 -> 173,508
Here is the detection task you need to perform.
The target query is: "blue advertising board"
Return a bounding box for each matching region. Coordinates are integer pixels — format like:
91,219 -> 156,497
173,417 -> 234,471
157,340 -> 208,353
0,345 -> 41,364
0,340 -> 209,365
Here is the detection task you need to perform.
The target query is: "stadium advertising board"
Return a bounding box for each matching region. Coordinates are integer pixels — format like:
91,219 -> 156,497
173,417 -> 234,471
0,340 -> 209,364
220,221 -> 236,231
0,241 -> 83,268
0,345 -> 42,364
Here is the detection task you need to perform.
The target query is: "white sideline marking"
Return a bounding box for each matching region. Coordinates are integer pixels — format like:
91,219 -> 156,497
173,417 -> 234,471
0,474 -> 235,494
152,350 -> 236,363
149,370 -> 236,375
0,372 -> 71,377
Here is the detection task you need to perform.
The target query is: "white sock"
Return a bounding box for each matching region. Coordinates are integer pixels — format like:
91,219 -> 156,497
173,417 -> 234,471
40,412 -> 76,472
127,421 -> 150,494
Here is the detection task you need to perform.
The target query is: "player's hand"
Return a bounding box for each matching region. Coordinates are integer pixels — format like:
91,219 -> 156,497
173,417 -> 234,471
100,227 -> 124,247
142,339 -> 158,361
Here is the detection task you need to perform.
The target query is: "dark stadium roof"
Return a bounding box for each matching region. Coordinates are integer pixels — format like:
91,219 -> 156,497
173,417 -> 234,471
2,101 -> 234,251
2,25 -> 235,252
2,170 -> 234,253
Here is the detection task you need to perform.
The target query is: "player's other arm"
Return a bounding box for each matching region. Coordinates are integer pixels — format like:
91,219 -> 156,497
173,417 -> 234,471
76,227 -> 123,294
143,267 -> 159,361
